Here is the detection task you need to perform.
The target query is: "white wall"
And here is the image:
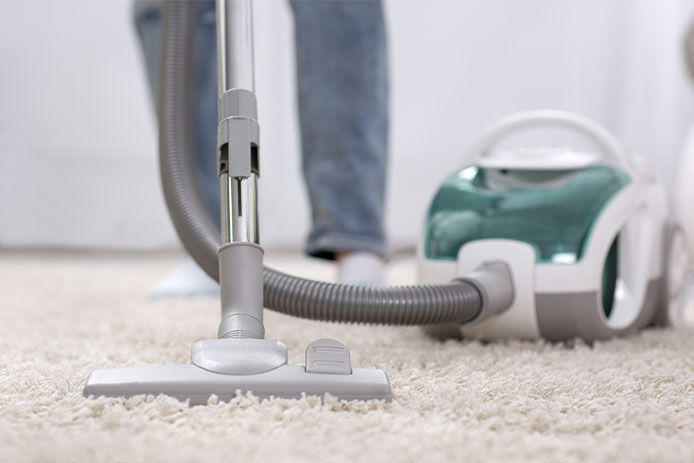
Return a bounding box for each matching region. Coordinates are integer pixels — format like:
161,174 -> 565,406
1,0 -> 693,250
0,0 -> 171,248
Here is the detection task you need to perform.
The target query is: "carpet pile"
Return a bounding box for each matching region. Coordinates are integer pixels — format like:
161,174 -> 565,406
1,253 -> 693,462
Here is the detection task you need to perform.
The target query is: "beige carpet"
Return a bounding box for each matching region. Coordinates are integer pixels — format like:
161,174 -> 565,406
1,252 -> 693,463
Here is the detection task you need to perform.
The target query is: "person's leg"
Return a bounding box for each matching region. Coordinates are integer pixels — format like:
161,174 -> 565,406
190,1 -> 221,224
134,1 -> 220,297
290,0 -> 389,282
133,0 -> 220,226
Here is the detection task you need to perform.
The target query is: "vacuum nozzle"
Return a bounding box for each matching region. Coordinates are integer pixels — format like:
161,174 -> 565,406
84,338 -> 392,405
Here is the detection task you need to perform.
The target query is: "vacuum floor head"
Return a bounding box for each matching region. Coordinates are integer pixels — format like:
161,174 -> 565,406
84,338 -> 392,405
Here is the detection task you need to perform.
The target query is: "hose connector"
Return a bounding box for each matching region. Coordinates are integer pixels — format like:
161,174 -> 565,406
457,261 -> 515,325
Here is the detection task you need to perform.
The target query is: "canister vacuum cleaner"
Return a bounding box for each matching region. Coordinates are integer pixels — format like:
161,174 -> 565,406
83,0 -> 691,404
419,110 -> 691,341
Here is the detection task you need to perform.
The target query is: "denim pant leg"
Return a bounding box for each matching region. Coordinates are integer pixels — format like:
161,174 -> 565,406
291,0 -> 390,260
134,1 -> 389,257
133,1 -> 221,227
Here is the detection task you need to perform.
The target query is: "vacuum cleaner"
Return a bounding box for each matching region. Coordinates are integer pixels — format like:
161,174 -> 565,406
83,0 -> 690,404
419,111 -> 691,340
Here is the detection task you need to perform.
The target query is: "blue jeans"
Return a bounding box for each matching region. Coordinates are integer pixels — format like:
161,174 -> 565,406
134,0 -> 389,259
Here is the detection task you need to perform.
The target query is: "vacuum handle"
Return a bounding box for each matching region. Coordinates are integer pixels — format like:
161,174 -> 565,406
468,110 -> 631,171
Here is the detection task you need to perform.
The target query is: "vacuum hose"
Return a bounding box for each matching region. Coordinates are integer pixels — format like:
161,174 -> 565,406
158,1 -> 507,326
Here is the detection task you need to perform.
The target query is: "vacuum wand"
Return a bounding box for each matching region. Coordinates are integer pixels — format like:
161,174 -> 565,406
215,0 -> 265,340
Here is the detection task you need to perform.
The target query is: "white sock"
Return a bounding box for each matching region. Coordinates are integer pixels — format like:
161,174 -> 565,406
148,259 -> 219,299
337,252 -> 386,286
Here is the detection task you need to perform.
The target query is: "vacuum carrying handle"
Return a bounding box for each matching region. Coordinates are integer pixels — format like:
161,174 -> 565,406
468,110 -> 631,171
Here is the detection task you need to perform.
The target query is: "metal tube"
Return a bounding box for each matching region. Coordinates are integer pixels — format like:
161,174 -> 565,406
220,172 -> 259,244
216,0 -> 260,247
216,0 -> 255,95
215,0 -> 264,339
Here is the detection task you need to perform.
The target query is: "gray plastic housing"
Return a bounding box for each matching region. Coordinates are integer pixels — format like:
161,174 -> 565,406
192,339 -> 287,374
83,338 -> 392,404
217,89 -> 259,177
305,338 -> 352,375
218,243 -> 265,339
84,364 -> 391,404
457,261 -> 515,325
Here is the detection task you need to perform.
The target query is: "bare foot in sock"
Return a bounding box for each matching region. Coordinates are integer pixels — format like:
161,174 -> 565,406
148,259 -> 219,299
336,251 -> 386,286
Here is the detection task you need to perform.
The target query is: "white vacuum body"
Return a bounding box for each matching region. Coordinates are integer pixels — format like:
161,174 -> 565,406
417,110 -> 691,341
